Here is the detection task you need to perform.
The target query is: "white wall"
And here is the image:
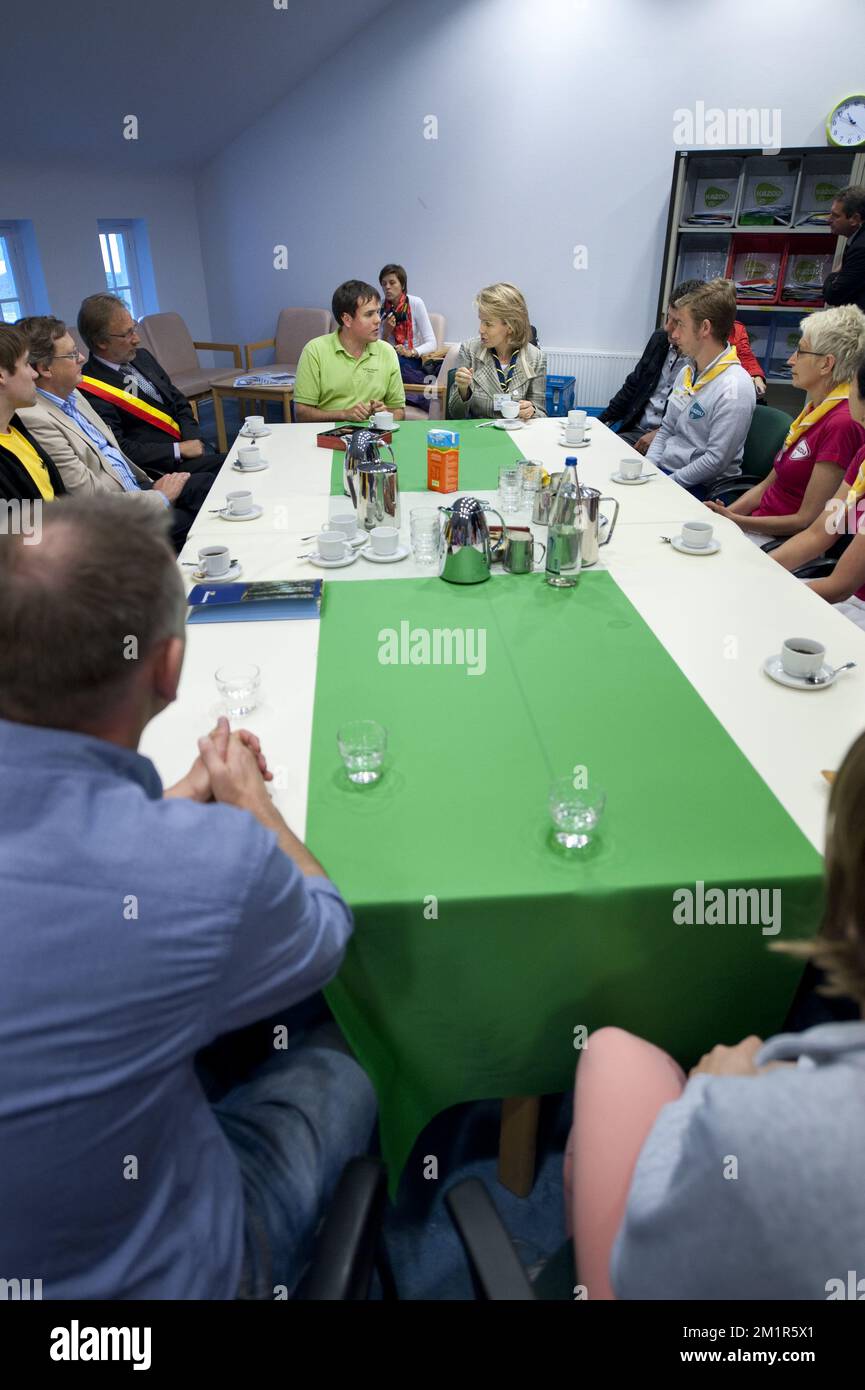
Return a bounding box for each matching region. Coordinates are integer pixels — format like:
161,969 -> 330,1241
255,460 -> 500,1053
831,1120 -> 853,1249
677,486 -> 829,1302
195,0 -> 865,356
0,160 -> 212,338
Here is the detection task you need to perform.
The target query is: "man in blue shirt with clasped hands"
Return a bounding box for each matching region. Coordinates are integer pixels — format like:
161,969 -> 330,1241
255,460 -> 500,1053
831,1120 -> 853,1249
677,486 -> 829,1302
0,497 -> 376,1299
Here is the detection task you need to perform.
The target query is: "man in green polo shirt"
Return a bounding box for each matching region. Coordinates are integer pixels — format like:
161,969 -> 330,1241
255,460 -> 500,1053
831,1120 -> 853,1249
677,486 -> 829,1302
293,280 -> 406,423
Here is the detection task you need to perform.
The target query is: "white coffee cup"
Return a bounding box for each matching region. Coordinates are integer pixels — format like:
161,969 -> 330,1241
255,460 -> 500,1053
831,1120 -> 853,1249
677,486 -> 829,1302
198,545 -> 231,576
328,511 -> 358,539
226,490 -> 254,516
500,399 -> 520,421
244,415 -> 265,435
781,637 -> 826,679
565,423 -> 586,445
371,526 -> 399,556
619,457 -> 643,480
373,410 -> 394,430
680,520 -> 713,549
317,531 -> 347,561
237,446 -> 261,469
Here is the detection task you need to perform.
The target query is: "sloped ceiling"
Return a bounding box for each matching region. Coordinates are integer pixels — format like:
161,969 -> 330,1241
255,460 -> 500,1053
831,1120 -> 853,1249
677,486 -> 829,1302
5,0 -> 398,172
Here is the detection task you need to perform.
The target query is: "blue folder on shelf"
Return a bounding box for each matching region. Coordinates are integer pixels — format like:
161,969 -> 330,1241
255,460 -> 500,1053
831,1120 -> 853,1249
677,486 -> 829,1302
187,579 -> 323,624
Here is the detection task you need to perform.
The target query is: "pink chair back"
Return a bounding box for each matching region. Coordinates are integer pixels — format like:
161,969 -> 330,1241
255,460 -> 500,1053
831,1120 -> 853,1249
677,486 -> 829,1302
274,308 -> 332,366
428,313 -> 446,348
138,313 -> 198,374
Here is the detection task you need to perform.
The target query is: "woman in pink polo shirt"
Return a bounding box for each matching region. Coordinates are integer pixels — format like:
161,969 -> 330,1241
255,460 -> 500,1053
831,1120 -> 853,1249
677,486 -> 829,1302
705,305 -> 865,543
771,353 -> 865,628
805,354 -> 865,629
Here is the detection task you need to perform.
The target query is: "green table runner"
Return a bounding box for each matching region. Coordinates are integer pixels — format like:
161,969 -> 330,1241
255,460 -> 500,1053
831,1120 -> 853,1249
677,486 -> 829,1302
307,572 -> 823,1193
329,418 -> 525,495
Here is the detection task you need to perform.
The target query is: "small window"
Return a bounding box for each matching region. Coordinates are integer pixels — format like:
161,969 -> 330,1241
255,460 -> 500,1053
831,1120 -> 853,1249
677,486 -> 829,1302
98,220 -> 144,318
0,225 -> 32,322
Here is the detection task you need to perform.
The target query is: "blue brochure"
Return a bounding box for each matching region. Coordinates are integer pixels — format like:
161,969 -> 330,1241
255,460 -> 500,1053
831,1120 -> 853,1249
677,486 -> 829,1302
187,579 -> 323,624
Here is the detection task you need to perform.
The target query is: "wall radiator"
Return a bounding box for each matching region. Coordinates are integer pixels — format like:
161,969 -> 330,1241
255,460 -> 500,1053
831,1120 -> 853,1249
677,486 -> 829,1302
545,349 -> 641,410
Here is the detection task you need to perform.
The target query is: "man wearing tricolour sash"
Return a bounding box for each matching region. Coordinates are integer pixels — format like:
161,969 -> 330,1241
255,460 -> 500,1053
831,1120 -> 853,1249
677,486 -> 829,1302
77,294 -> 224,478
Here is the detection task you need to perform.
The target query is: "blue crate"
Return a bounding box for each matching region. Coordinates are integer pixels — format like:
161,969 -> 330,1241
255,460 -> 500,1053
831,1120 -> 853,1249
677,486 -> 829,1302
545,374 -> 576,416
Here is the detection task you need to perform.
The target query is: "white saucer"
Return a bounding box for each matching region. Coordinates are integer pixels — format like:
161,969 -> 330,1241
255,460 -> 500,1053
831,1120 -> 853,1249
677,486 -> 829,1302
670,536 -> 721,556
239,426 -> 272,438
307,547 -> 362,570
495,419 -> 524,430
232,460 -> 269,473
362,545 -> 410,564
371,421 -> 400,431
218,504 -> 263,521
557,438 -> 591,448
191,561 -> 242,584
610,470 -> 653,485
762,655 -> 838,690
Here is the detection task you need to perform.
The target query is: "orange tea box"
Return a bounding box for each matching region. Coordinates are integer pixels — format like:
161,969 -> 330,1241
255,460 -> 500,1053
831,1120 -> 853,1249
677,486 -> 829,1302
427,429 -> 460,493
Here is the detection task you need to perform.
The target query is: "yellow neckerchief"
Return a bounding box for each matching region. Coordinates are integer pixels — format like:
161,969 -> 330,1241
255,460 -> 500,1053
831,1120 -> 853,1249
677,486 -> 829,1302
784,383 -> 850,452
681,344 -> 739,394
844,443 -> 865,506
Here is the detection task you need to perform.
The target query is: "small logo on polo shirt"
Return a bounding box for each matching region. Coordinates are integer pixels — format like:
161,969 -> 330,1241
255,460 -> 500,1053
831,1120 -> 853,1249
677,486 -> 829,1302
689,401 -> 706,420
790,439 -> 811,461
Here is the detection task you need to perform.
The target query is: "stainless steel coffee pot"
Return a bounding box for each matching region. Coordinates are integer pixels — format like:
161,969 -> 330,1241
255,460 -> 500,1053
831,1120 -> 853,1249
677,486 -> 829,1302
579,488 -> 619,567
356,457 -> 400,531
344,428 -> 396,509
438,496 -> 505,584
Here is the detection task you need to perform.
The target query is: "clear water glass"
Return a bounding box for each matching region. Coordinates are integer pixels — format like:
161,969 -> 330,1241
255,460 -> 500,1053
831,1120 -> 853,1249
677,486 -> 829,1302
410,507 -> 442,566
520,460 -> 543,502
337,720 -> 388,785
499,464 -> 522,514
548,777 -> 606,849
215,663 -> 261,717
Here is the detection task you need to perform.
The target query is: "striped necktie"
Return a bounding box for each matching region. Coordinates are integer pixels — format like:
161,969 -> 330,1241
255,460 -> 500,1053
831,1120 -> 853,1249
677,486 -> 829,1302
60,396 -> 142,493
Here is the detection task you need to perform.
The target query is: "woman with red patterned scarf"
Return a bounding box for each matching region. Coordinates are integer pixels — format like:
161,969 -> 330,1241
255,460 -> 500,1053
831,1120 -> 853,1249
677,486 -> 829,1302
379,264 -> 437,413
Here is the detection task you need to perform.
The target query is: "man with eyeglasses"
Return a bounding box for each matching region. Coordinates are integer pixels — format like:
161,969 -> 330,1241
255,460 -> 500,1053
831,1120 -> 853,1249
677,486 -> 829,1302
77,293 -> 224,477
824,186 -> 865,317
17,315 -> 216,549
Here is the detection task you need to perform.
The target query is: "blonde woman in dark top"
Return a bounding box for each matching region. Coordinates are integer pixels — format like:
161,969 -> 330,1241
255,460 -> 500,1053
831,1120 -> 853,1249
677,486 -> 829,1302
448,283 -> 547,419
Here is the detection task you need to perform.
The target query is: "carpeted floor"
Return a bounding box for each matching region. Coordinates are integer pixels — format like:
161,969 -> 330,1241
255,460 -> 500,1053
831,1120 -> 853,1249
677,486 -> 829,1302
371,1092 -> 573,1300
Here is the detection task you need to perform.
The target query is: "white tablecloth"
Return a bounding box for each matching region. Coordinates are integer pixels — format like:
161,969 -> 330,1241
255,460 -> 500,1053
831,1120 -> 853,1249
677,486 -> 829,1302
140,419 -> 865,854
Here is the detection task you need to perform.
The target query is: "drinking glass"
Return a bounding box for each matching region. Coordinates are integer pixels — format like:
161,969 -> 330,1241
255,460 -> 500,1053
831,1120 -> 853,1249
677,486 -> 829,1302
410,507 -> 442,566
337,720 -> 387,785
519,460 -> 543,503
499,464 -> 522,514
215,663 -> 261,717
548,777 -> 606,849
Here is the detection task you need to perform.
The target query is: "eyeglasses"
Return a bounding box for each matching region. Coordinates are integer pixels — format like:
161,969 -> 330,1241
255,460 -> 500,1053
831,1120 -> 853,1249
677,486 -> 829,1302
791,347 -> 824,358
52,349 -> 84,361
106,323 -> 141,340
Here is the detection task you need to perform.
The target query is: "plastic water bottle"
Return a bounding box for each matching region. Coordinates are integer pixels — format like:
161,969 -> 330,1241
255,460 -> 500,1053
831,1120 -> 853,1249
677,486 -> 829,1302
545,458 -> 582,587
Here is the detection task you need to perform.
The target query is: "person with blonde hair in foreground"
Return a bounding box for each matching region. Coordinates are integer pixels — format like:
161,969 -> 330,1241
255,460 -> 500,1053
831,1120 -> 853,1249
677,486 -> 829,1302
563,726 -> 865,1299
448,282 -> 547,419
